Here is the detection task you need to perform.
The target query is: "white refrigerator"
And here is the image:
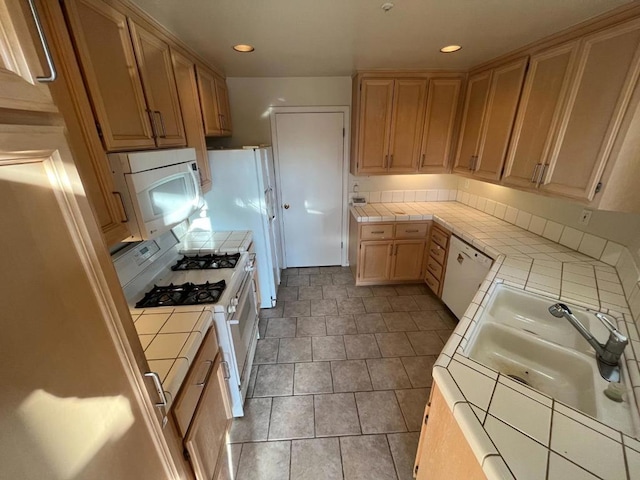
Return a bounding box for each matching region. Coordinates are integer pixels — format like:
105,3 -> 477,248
204,147 -> 282,308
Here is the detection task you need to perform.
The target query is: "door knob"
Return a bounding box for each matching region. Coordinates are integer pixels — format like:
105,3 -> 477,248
284,203 -> 290,209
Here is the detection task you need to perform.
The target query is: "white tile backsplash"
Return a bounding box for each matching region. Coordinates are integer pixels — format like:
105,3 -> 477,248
559,226 -> 584,250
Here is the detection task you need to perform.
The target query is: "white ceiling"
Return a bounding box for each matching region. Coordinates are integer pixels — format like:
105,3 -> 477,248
131,0 -> 632,77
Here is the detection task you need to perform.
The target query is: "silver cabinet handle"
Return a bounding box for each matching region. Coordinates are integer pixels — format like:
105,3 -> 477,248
26,0 -> 57,82
405,229 -> 419,233
154,111 -> 167,138
147,109 -> 158,139
195,360 -> 213,387
144,371 -> 167,408
371,230 -> 385,234
531,163 -> 542,183
420,153 -> 426,168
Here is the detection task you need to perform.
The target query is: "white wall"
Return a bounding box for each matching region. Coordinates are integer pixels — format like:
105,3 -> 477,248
207,77 -> 352,147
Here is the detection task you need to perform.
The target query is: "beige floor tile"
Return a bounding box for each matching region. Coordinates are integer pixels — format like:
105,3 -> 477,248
291,438 -> 343,480
228,397 -> 272,443
287,275 -> 310,287
323,285 -> 349,300
395,388 -> 429,431
253,364 -> 294,397
401,356 -> 435,388
278,337 -> 312,363
296,316 -> 327,336
298,286 -> 324,300
331,360 -> 373,392
314,393 -> 361,437
340,435 -> 397,480
265,317 -> 297,338
344,334 -> 381,359
406,330 -> 445,355
367,358 -> 412,390
254,338 -> 279,364
412,293 -> 443,310
355,390 -> 407,434
375,332 -> 415,357
371,286 -> 398,297
311,298 -> 339,316
259,305 -> 284,319
388,296 -> 420,312
395,285 -> 427,296
236,441 -> 291,480
277,286 -> 299,301
355,313 -> 388,333
284,300 -> 311,317
216,443 -> 242,480
346,286 -> 373,298
336,297 -> 366,314
312,335 -> 346,361
325,315 -> 358,335
362,296 -> 393,313
382,312 -> 419,332
309,274 -> 334,286
409,310 -> 452,330
294,362 -> 333,395
268,395 -> 315,440
387,432 -> 420,480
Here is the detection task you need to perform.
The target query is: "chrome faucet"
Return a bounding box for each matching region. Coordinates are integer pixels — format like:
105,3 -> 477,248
548,303 -> 628,382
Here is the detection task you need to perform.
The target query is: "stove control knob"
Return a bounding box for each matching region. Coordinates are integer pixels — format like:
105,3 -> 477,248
227,305 -> 236,314
231,297 -> 239,306
245,264 -> 254,272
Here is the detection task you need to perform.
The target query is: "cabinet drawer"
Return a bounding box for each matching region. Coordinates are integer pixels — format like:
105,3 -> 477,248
395,223 -> 428,239
173,325 -> 219,437
431,228 -> 449,249
425,271 -> 441,296
361,224 -> 394,240
429,243 -> 447,265
426,256 -> 443,279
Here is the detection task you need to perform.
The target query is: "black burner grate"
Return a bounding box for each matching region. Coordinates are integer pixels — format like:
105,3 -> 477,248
135,280 -> 226,308
171,253 -> 241,271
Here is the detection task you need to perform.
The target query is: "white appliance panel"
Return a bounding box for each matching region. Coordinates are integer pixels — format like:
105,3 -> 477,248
205,148 -> 279,308
441,236 -> 493,320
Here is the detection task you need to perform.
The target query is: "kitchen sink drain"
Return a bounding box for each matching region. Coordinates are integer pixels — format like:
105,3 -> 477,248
507,374 -> 530,386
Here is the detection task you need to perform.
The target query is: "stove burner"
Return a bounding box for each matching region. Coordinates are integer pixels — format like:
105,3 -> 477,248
171,253 -> 241,271
135,280 -> 226,308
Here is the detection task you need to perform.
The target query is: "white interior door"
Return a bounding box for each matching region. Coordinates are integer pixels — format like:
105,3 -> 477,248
274,111 -> 345,267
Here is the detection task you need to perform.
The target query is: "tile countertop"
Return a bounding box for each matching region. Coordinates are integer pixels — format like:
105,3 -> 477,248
132,307 -> 213,411
177,230 -> 253,254
351,202 -> 640,480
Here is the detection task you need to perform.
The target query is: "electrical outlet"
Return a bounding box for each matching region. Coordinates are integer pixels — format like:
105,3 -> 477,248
580,209 -> 592,226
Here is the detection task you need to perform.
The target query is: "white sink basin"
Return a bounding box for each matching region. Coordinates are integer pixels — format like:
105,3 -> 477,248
468,322 -> 598,415
465,284 -> 639,435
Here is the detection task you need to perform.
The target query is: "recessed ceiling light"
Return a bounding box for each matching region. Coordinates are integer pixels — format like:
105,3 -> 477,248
381,2 -> 394,12
440,45 -> 462,53
233,44 -> 255,53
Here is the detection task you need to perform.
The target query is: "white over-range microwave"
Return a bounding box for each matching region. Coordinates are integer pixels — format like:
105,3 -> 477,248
109,148 -> 203,241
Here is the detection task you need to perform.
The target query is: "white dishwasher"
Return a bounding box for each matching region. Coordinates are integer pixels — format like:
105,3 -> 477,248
441,235 -> 493,320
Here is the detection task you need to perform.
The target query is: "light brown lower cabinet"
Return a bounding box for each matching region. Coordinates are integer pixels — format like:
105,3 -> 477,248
414,384 -> 487,480
183,354 -> 231,480
349,217 -> 429,286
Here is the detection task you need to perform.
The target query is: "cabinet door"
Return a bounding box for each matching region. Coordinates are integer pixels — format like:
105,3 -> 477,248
196,65 -> 223,136
62,0 -> 155,150
503,43 -> 578,189
358,241 -> 392,283
542,19 -> 640,201
453,71 -> 492,173
415,384 -> 486,480
184,355 -> 232,480
36,0 -> 130,246
390,240 -> 426,281
474,57 -> 528,181
215,74 -> 232,135
0,0 -> 56,112
171,49 -> 212,192
419,78 -> 461,173
357,79 -> 394,174
129,20 -> 186,148
388,79 -> 428,172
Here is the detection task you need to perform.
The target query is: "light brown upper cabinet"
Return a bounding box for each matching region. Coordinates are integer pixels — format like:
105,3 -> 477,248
128,20 -> 186,148
353,77 -> 430,174
454,58 -> 528,180
540,18 -> 640,202
418,79 -> 462,173
62,0 -> 186,151
502,42 -> 579,189
171,49 -> 212,192
0,0 -> 57,112
196,66 -> 232,137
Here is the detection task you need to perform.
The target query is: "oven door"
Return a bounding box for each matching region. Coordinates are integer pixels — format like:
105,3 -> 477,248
227,268 -> 258,388
126,161 -> 202,239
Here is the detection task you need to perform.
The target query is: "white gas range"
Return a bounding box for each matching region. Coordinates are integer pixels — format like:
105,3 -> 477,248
113,230 -> 259,417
